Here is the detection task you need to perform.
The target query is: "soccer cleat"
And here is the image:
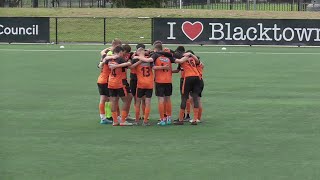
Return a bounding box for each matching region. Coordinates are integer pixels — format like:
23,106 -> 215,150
120,121 -> 133,126
142,121 -> 151,126
126,115 -> 135,121
112,122 -> 120,126
184,114 -> 191,122
166,117 -> 172,125
106,117 -> 113,121
189,119 -> 201,123
100,119 -> 113,124
174,118 -> 180,122
157,120 -> 166,126
133,122 -> 140,126
190,121 -> 198,125
174,121 -> 184,125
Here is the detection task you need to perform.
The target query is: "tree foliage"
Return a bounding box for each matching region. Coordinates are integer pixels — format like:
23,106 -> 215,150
111,0 -> 166,8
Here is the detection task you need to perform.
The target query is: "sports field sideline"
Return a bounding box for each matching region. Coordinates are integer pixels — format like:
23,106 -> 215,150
1,44 -> 320,179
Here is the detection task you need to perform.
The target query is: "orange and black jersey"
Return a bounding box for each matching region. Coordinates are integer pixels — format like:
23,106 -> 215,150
197,63 -> 204,79
151,52 -> 176,84
180,57 -> 200,78
97,62 -> 111,84
131,58 -> 154,89
108,57 -> 128,89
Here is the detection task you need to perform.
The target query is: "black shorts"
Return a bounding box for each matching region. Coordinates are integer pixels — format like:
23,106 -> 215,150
199,79 -> 204,97
97,83 -> 109,97
122,79 -> 131,94
181,76 -> 201,98
130,78 -> 137,96
137,88 -> 153,98
155,83 -> 172,97
109,87 -> 128,97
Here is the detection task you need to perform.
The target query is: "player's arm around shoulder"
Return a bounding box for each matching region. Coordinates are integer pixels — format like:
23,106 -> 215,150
109,58 -> 131,70
174,53 -> 191,64
129,58 -> 142,69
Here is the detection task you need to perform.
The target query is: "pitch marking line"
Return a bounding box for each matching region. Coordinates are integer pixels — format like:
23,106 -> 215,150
0,48 -> 320,55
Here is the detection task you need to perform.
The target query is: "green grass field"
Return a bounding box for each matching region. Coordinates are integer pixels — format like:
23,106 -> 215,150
1,44 -> 320,180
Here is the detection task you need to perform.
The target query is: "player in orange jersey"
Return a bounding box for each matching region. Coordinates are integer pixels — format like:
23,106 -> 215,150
173,49 -> 202,126
172,46 -> 192,121
130,45 -> 154,126
97,54 -> 113,124
151,44 -> 189,126
121,44 -> 136,121
107,46 -> 133,126
195,60 -> 204,123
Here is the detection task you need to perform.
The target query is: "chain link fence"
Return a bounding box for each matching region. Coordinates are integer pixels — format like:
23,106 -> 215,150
50,17 -> 152,44
0,0 -> 313,11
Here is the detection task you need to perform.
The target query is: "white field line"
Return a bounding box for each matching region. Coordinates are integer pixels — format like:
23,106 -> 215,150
0,48 -> 320,55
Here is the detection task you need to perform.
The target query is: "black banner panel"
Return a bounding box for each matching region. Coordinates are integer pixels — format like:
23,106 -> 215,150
0,17 -> 49,43
153,18 -> 320,46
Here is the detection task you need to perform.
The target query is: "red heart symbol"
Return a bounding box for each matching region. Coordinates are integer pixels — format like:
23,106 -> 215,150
181,21 -> 203,41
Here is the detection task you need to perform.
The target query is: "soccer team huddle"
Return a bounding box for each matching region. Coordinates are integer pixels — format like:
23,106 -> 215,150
97,39 -> 204,126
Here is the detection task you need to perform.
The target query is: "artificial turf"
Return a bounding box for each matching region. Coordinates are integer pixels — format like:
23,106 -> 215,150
1,44 -> 320,180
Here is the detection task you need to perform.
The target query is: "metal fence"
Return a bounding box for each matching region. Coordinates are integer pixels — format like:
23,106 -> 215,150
0,0 -> 313,11
50,17 -> 152,44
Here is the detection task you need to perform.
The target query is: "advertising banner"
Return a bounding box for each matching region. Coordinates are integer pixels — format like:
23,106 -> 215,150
153,18 -> 320,46
0,17 -> 49,43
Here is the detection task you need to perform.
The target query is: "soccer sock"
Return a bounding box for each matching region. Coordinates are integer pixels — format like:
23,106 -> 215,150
135,104 -> 140,122
186,99 -> 191,115
158,102 -> 165,120
198,107 -> 203,120
99,103 -> 105,120
193,108 -> 199,121
165,100 -> 172,117
121,110 -> 128,123
179,109 -> 185,121
112,112 -> 118,123
105,102 -> 112,118
144,107 -> 150,122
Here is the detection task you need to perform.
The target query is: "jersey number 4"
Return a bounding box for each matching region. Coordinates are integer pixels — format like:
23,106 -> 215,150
141,67 -> 151,77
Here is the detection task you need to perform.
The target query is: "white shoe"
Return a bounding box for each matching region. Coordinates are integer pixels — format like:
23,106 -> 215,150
189,119 -> 201,123
126,114 -> 135,121
120,121 -> 133,126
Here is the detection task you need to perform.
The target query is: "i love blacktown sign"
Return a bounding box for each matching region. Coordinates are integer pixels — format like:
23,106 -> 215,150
153,18 -> 320,46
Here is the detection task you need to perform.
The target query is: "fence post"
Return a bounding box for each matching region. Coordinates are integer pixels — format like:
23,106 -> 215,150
151,18 -> 154,45
55,17 -> 58,44
291,0 -> 294,11
103,17 -> 106,45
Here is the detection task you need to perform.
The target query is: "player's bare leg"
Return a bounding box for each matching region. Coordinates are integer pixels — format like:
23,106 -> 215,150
198,97 -> 202,123
99,95 -> 112,124
119,96 -> 133,126
164,96 -> 172,125
143,98 -> 151,126
141,97 -> 147,120
174,94 -> 188,125
134,98 -> 142,125
124,93 -> 135,121
190,92 -> 200,125
110,96 -> 120,126
157,96 -> 166,126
